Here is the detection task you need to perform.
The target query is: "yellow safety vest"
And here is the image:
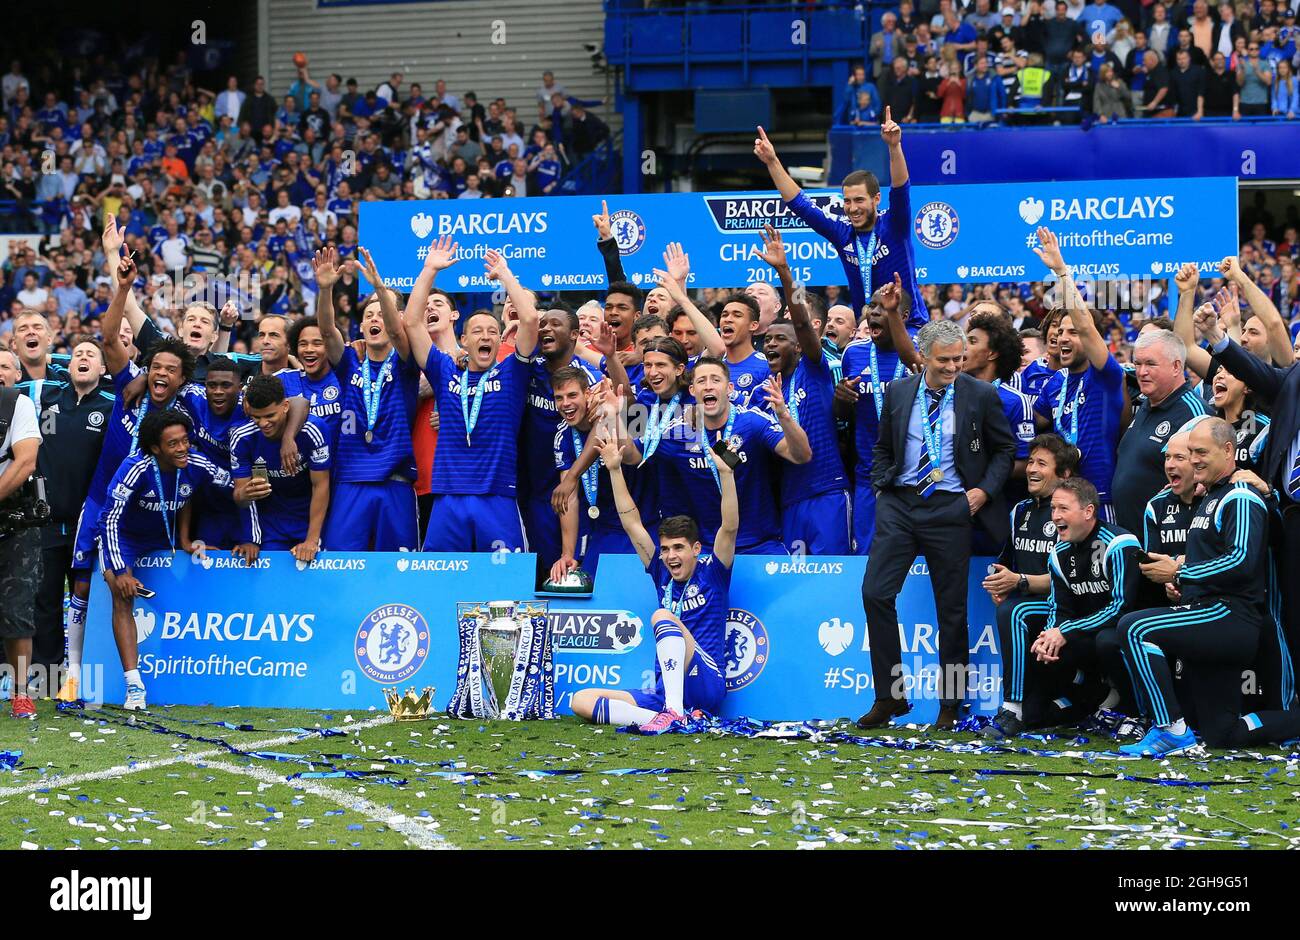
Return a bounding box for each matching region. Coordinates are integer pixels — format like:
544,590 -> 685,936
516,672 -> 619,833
1019,67 -> 1048,98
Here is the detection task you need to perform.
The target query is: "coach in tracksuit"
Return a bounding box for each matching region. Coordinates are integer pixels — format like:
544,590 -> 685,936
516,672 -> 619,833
856,320 -> 1014,731
1118,417 -> 1300,756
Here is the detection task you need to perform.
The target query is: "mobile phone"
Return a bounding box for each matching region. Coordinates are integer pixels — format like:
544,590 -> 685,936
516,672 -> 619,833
1135,551 -> 1153,565
135,586 -> 156,599
712,439 -> 741,469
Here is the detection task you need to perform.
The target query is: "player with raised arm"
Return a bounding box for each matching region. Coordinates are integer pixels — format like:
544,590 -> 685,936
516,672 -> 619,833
98,409 -> 243,710
318,244 -> 422,551
1030,228 -> 1127,521
836,274 -> 920,553
410,245 -> 540,551
755,108 -> 925,325
570,431 -> 737,733
62,254 -> 197,701
755,225 -> 850,554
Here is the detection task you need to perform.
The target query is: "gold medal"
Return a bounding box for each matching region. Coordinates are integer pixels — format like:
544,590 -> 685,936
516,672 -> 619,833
929,469 -> 943,483
587,506 -> 600,520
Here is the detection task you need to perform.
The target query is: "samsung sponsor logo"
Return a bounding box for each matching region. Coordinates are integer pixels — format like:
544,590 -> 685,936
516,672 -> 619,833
1050,195 -> 1175,222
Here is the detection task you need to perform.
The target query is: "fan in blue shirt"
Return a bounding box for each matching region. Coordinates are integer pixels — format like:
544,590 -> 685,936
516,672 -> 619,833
402,237 -> 540,552
754,226 -> 851,554
315,245 -> 423,551
757,110 -> 925,322
570,433 -> 738,733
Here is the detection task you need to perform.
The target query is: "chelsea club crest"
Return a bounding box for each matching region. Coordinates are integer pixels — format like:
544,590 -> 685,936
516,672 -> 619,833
914,202 -> 960,250
356,604 -> 431,684
724,609 -> 770,692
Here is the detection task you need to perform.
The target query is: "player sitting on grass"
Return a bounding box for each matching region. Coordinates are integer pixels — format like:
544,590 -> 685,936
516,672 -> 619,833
570,428 -> 737,733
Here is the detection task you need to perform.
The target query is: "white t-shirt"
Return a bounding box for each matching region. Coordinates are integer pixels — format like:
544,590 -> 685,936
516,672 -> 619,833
269,205 -> 303,226
160,235 -> 190,271
0,391 -> 40,481
16,287 -> 48,308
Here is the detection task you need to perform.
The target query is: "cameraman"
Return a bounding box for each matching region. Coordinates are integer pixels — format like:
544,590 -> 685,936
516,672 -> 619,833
0,348 -> 44,720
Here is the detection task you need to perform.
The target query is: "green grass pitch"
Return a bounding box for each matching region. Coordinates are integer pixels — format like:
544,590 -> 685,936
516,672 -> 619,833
3,702 -> 1300,850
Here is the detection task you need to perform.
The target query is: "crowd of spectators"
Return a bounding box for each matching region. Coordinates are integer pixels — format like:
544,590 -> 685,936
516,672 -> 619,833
0,49 -> 611,345
842,0 -> 1300,124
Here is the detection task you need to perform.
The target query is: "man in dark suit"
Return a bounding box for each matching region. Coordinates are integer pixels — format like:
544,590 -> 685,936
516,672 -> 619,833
1197,303 -> 1300,659
857,319 -> 1015,731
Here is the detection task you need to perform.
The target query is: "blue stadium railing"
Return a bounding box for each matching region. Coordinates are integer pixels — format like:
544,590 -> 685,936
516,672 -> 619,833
604,0 -> 898,91
557,132 -> 623,196
829,115 -> 1300,184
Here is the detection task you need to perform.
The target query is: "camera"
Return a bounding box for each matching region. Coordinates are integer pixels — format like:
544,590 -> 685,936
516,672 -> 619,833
0,475 -> 51,537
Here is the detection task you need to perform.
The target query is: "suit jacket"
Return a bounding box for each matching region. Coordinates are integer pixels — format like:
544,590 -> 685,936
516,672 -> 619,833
870,371 -> 1016,544
1217,338 -> 1298,492
870,31 -> 908,79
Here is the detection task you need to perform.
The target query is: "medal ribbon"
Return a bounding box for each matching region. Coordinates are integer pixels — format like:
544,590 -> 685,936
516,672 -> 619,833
361,350 -> 396,441
916,381 -> 954,486
572,427 -> 599,513
150,458 -> 180,555
853,230 -> 879,309
1053,368 -> 1083,446
700,407 -> 737,492
867,340 -> 906,420
459,361 -> 501,447
642,392 -> 680,461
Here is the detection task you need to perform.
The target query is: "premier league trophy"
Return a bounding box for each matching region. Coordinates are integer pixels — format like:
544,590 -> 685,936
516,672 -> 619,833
448,600 -> 555,720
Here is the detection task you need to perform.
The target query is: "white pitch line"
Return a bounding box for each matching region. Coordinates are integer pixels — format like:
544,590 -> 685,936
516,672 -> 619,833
0,715 -> 393,799
192,756 -> 453,850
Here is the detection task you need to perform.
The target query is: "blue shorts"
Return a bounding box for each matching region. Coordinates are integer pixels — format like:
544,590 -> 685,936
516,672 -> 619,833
422,493 -> 526,553
323,480 -> 419,551
783,490 -> 851,555
582,523 -> 635,576
195,504 -> 244,550
852,480 -> 876,556
628,649 -> 726,714
98,534 -> 165,575
736,538 -> 788,556
71,493 -> 104,571
521,495 -> 567,566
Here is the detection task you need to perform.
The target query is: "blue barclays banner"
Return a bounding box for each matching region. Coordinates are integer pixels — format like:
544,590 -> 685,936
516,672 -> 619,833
360,177 -> 1238,290
86,552 -> 1000,724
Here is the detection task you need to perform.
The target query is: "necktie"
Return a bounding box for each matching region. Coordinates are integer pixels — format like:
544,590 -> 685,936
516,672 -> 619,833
916,387 -> 944,498
1287,446 -> 1300,502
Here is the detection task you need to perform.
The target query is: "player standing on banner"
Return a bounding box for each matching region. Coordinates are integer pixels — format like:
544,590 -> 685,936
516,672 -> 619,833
570,431 -> 737,733
755,225 -> 851,555
755,107 -> 925,325
317,245 -> 422,551
404,238 -> 539,552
